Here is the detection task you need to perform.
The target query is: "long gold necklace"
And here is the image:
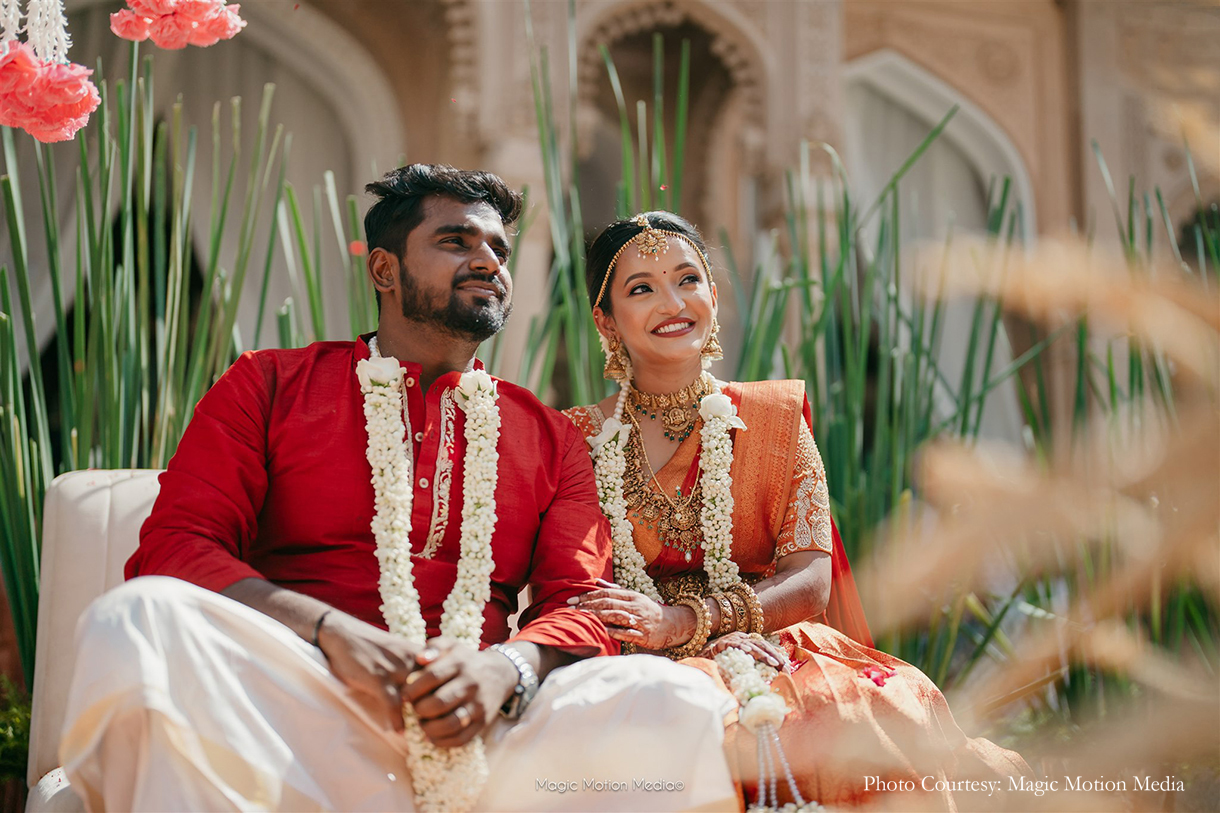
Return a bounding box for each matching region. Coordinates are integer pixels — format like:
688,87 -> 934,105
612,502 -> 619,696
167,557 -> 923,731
628,374 -> 713,442
622,410 -> 703,561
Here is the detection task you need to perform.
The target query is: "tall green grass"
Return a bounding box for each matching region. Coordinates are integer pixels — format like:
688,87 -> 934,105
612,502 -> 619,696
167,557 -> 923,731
0,45 -> 291,685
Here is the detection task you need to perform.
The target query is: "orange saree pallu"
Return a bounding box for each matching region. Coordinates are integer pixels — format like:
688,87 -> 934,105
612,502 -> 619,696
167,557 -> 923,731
568,381 -> 1029,810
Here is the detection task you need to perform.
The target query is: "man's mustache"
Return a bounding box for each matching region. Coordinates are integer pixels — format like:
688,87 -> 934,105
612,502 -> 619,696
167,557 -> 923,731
452,272 -> 507,298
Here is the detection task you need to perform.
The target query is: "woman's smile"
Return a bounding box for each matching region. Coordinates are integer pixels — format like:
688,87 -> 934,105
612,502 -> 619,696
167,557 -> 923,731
652,318 -> 696,336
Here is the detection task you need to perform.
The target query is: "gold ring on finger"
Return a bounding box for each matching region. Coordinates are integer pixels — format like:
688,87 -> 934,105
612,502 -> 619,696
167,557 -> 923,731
454,705 -> 472,728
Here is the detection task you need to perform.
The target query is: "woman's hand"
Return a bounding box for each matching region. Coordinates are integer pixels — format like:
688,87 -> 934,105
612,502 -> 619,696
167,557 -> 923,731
570,580 -> 696,651
698,631 -> 791,672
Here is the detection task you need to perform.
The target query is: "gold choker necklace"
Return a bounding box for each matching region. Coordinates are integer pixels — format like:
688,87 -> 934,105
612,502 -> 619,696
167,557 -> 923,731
628,374 -> 713,442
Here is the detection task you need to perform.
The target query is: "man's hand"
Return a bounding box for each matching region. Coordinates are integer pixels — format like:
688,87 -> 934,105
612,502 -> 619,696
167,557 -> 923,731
315,611 -> 422,733
401,637 -> 519,748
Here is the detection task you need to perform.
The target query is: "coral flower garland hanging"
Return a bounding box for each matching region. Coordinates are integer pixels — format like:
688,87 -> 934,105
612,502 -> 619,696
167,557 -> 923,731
0,0 -> 100,142
110,0 -> 246,50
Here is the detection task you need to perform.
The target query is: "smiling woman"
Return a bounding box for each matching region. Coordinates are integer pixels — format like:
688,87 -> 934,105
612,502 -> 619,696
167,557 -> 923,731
564,211 -> 1031,810
589,212 -> 720,398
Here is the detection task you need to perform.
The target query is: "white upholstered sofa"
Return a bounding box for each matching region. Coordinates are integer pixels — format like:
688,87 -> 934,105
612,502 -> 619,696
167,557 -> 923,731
22,469 -> 532,811
26,469 -> 164,811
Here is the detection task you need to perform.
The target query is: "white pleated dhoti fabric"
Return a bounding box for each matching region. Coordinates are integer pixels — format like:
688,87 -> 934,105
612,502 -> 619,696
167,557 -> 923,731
58,577 -> 737,812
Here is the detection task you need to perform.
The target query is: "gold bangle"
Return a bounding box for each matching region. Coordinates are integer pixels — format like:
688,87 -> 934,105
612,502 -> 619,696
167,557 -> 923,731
729,582 -> 766,634
727,590 -> 749,633
667,593 -> 712,660
713,594 -> 736,635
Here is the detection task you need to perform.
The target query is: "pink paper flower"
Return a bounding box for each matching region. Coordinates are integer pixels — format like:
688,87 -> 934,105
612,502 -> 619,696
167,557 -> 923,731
110,10 -> 151,42
21,62 -> 100,142
128,0 -> 180,16
114,0 -> 244,49
0,58 -> 99,142
34,62 -> 98,107
174,0 -> 223,24
24,112 -> 91,143
148,12 -> 193,49
187,4 -> 244,46
860,665 -> 897,687
0,41 -> 41,95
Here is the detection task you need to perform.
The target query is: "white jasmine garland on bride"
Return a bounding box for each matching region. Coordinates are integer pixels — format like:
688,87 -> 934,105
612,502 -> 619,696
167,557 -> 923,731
359,337 -> 501,813
589,374 -> 821,812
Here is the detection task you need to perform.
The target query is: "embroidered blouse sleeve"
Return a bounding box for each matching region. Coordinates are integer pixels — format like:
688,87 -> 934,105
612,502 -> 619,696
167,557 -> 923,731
125,351 -> 271,591
560,405 -> 602,440
775,420 -> 833,557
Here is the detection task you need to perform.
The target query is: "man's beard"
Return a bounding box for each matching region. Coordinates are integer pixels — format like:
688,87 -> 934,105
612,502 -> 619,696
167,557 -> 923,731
398,263 -> 512,343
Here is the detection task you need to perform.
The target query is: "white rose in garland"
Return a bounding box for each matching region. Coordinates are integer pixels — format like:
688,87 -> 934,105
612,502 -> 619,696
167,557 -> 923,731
588,416 -> 630,455
361,338 -> 500,813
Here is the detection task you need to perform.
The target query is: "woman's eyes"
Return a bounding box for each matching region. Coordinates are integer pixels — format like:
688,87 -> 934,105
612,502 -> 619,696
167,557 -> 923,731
629,274 -> 700,295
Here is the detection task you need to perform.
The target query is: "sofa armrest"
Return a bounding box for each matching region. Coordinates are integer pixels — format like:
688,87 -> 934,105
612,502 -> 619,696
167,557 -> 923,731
27,470 -> 163,789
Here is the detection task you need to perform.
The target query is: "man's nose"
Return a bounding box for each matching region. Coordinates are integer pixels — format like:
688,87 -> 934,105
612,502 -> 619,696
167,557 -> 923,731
469,241 -> 503,274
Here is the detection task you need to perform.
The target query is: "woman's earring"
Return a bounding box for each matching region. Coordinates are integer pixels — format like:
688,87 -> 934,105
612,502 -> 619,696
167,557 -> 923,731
602,334 -> 632,382
701,317 -> 724,367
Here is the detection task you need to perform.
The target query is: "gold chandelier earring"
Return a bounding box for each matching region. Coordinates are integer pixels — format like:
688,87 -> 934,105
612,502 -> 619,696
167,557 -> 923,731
603,334 -> 632,382
701,317 -> 724,364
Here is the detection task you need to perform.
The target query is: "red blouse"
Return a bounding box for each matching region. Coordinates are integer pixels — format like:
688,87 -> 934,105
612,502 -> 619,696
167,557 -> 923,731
127,336 -> 618,656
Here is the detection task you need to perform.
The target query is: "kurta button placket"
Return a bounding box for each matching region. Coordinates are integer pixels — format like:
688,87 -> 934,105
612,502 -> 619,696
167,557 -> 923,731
414,432 -> 424,442
419,477 -> 429,489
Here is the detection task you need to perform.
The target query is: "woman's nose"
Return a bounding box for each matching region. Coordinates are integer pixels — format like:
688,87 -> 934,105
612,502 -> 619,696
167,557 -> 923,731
656,281 -> 684,313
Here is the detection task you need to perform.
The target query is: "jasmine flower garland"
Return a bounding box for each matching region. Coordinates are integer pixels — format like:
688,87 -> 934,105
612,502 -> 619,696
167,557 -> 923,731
359,337 -> 500,813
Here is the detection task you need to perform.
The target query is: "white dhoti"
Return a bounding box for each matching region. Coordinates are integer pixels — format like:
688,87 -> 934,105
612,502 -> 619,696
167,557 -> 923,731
58,577 -> 737,812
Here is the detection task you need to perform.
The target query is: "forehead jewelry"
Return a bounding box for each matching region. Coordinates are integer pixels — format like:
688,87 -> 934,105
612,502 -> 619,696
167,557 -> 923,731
593,214 -> 713,309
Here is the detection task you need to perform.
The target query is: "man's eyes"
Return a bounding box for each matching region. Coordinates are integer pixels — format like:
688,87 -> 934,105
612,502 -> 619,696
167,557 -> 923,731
441,237 -> 509,261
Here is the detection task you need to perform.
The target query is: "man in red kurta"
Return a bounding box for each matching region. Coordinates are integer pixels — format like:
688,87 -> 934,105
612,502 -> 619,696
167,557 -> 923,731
56,165 -> 737,811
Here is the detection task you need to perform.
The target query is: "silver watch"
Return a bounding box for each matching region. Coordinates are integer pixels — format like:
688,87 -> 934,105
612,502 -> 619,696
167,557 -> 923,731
489,644 -> 539,720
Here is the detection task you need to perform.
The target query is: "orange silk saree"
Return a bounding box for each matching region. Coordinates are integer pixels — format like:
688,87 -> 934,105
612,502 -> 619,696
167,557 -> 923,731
567,380 -> 1030,809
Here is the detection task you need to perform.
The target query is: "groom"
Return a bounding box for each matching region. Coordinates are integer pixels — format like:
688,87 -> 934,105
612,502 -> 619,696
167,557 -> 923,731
57,164 -> 736,811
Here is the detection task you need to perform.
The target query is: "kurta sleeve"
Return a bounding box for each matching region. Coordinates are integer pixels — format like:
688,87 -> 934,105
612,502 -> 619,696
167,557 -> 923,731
774,417 -> 833,558
125,351 -> 272,591
508,423 -> 619,657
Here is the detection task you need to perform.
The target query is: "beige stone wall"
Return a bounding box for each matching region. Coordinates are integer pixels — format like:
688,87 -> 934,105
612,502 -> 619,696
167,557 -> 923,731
844,0 -> 1076,235
1076,0 -> 1220,255
303,0 -> 476,166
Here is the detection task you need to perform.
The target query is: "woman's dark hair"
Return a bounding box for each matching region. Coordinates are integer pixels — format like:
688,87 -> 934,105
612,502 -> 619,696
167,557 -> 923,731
585,211 -> 711,315
363,163 -> 523,312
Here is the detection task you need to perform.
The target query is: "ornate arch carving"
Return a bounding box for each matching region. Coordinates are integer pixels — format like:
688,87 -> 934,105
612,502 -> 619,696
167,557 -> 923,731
574,0 -> 769,123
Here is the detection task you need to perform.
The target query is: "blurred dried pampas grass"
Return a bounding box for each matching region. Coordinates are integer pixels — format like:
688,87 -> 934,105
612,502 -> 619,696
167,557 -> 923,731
851,232 -> 1220,810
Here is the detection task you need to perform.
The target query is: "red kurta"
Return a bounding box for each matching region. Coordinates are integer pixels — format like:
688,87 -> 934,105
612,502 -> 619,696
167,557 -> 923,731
128,336 -> 617,656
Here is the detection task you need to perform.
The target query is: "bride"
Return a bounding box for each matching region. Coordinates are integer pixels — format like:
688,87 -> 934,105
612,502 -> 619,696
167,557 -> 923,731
564,212 -> 1030,810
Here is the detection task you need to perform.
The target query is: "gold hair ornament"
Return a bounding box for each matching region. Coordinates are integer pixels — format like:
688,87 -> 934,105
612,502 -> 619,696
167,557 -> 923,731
592,213 -> 713,310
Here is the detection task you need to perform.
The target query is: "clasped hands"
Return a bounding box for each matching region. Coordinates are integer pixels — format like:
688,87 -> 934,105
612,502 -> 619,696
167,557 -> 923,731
316,611 -> 518,748
571,578 -> 789,670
